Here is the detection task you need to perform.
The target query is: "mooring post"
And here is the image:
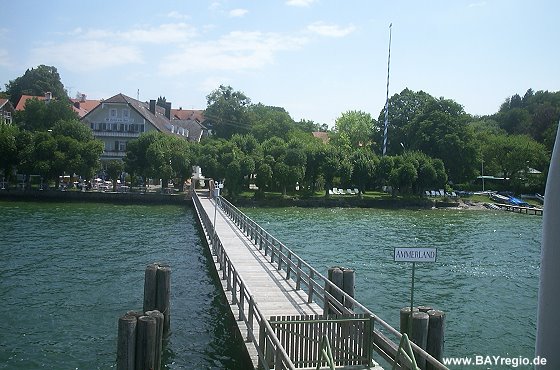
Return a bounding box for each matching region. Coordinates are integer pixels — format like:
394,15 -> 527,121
146,310 -> 164,370
117,313 -> 137,370
143,263 -> 158,312
399,306 -> 419,335
411,311 -> 429,369
156,265 -> 171,337
426,309 -> 445,370
342,268 -> 355,309
135,315 -> 157,370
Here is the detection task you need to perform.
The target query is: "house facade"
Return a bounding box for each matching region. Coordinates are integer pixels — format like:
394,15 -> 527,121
0,99 -> 14,124
81,93 -> 188,161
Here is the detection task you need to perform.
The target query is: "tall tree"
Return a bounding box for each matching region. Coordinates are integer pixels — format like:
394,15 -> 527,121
15,97 -> 77,131
204,85 -> 251,139
335,110 -> 375,148
248,103 -> 295,142
5,65 -> 67,106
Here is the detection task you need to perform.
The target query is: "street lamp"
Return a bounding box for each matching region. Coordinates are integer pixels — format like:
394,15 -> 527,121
212,181 -> 223,251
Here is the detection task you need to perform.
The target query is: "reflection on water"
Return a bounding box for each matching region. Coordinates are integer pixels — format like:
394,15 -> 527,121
243,207 -> 542,361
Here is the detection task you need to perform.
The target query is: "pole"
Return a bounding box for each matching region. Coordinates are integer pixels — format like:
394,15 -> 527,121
409,261 -> 415,336
212,184 -> 220,249
481,159 -> 485,192
536,121 -> 560,369
382,23 -> 392,156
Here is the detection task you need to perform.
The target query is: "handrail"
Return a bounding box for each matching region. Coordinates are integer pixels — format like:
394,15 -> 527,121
192,191 -> 296,370
216,194 -> 449,370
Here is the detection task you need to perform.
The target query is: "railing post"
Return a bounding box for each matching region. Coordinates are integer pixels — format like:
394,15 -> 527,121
226,260 -> 231,290
296,260 -> 302,290
286,252 -> 292,280
247,296 -> 254,342
232,273 -> 238,304
270,240 -> 275,264
277,244 -> 283,271
258,321 -> 266,370
308,270 -> 314,303
239,281 -> 245,321
264,234 -> 269,256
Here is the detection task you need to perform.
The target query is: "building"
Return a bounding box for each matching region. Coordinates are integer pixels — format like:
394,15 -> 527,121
70,94 -> 100,118
0,99 -> 15,124
15,92 -> 53,111
81,93 -> 198,161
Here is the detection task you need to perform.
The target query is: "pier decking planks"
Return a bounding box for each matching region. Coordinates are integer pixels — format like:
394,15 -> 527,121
197,195 -> 323,368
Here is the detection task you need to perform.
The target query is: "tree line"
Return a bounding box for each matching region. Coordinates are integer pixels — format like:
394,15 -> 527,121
1,66 -> 557,196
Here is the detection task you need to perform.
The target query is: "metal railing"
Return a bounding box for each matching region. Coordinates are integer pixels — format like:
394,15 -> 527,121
214,194 -> 449,370
192,191 -> 296,370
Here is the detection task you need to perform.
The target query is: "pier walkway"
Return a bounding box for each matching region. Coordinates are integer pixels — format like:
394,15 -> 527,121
192,190 -> 448,370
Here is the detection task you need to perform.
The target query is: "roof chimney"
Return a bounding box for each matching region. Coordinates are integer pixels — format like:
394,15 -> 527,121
149,99 -> 156,115
165,102 -> 172,120
45,92 -> 52,101
80,94 -> 86,102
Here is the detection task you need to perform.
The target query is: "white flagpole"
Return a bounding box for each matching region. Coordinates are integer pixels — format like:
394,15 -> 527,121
382,23 -> 392,156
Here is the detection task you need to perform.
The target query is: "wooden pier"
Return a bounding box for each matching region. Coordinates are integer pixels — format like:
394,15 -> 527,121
494,203 -> 543,215
192,190 -> 449,370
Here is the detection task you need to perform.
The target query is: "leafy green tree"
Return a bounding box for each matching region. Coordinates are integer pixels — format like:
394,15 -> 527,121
350,149 -> 378,197
335,110 -> 375,148
248,103 -> 295,142
105,160 -> 124,191
389,157 -> 418,195
124,131 -> 160,180
5,65 -> 67,106
376,88 -> 434,155
205,85 -> 251,139
255,163 -> 273,194
321,147 -> 341,197
15,97 -> 78,131
0,124 -> 19,182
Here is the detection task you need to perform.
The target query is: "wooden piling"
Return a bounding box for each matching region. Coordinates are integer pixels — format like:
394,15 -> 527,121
418,305 -> 433,313
399,306 -> 419,335
156,265 -> 171,336
143,264 -> 158,312
117,313 -> 137,370
330,267 -> 344,313
136,315 -> 157,370
411,311 -> 429,369
426,310 -> 445,370
146,310 -> 164,370
342,268 -> 355,309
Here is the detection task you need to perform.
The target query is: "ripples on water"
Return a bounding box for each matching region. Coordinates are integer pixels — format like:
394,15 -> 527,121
0,201 -> 252,370
244,207 -> 542,362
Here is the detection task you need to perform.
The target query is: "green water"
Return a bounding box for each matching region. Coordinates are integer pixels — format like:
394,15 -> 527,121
242,207 -> 542,363
0,202 -> 542,369
0,201 -> 252,369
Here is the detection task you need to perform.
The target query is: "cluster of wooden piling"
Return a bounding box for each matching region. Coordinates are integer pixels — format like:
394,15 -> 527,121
117,263 -> 171,370
326,267 -> 355,312
399,306 -> 445,370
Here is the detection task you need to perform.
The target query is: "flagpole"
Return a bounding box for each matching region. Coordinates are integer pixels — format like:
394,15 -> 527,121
382,23 -> 392,156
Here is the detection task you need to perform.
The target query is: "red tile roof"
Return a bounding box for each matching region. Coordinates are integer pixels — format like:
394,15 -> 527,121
312,131 -> 330,144
15,95 -> 47,111
171,108 -> 205,122
70,98 -> 101,118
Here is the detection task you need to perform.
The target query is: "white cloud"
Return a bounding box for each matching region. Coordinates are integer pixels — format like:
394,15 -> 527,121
199,76 -> 232,93
307,21 -> 356,37
286,0 -> 316,7
0,49 -> 11,67
118,23 -> 197,43
167,11 -> 190,20
30,41 -> 143,72
159,31 -> 307,76
468,1 -> 487,7
229,8 -> 248,18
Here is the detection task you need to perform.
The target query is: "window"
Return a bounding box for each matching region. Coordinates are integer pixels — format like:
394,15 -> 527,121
110,108 -> 117,118
118,141 -> 127,151
123,109 -> 130,119
120,124 -> 125,132
140,124 -> 145,132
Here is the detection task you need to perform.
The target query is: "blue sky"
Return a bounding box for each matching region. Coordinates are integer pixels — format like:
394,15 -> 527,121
1,0 -> 559,126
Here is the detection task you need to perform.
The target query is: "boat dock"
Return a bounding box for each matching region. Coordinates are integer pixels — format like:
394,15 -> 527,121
192,190 -> 448,370
493,203 -> 543,215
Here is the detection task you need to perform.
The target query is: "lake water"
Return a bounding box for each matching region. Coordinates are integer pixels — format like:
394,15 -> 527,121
0,201 -> 252,369
0,201 -> 542,369
242,206 -> 542,366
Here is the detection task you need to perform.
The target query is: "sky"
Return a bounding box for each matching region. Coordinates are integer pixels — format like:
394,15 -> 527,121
1,0 -> 559,127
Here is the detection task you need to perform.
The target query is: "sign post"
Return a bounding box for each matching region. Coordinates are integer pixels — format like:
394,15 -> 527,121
394,247 -> 437,335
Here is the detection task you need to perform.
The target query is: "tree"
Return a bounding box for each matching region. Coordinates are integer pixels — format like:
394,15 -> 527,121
248,103 -> 296,142
0,124 -> 19,182
350,149 -> 378,197
204,85 -> 251,139
335,110 -> 375,148
15,97 -> 78,131
5,65 -> 67,106
105,160 -> 124,191
321,147 -> 341,197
